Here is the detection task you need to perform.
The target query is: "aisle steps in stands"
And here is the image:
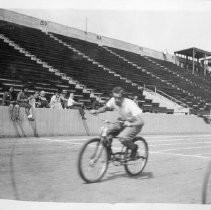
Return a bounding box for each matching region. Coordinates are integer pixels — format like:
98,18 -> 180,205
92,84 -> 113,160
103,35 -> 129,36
105,47 -> 209,112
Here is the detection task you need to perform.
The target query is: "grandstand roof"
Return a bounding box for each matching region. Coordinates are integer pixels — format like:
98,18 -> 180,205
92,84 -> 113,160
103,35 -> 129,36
174,47 -> 211,59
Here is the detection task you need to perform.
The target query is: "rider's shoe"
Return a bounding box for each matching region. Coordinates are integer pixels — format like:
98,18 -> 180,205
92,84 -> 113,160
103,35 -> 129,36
130,144 -> 138,160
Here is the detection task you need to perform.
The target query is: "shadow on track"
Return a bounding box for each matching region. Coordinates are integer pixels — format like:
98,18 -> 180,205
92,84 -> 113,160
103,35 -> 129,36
100,171 -> 154,183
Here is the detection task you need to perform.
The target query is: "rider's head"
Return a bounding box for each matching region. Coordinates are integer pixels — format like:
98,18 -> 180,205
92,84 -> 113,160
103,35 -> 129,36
112,87 -> 125,107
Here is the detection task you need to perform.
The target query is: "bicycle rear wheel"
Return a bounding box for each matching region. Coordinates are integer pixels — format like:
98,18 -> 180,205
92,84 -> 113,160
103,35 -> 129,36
78,138 -> 109,183
124,136 -> 148,176
202,160 -> 211,204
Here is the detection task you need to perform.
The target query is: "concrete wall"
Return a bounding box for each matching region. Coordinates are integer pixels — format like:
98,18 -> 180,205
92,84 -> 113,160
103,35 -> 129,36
1,106 -> 211,138
0,9 -> 174,62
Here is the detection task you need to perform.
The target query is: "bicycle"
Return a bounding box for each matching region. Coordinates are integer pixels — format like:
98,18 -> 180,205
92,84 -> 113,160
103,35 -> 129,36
202,160 -> 211,204
77,119 -> 149,183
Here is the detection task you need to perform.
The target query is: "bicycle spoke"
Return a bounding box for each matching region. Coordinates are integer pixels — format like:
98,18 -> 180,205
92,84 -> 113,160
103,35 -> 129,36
78,138 -> 108,183
124,137 -> 148,176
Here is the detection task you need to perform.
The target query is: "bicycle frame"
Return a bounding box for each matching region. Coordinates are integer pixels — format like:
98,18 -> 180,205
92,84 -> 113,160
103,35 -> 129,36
98,119 -> 130,166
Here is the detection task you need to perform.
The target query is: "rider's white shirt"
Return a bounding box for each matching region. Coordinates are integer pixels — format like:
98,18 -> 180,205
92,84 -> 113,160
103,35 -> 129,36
68,97 -> 75,107
106,98 -> 142,122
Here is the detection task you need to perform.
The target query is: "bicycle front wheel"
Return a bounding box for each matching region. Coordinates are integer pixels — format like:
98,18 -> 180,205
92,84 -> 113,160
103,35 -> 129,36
78,138 -> 109,183
202,160 -> 211,204
124,136 -> 148,176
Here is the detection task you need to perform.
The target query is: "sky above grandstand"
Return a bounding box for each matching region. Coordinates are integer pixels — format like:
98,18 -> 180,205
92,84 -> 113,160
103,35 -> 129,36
1,0 -> 211,54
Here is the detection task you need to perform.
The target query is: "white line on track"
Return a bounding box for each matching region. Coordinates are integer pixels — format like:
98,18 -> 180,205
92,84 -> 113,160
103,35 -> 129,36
155,145 -> 211,152
147,138 -> 211,143
42,134 -> 211,140
149,141 -> 211,147
150,151 -> 211,159
38,137 -> 211,159
38,138 -> 86,146
40,137 -> 211,150
143,134 -> 211,139
40,137 -> 87,142
40,136 -> 211,143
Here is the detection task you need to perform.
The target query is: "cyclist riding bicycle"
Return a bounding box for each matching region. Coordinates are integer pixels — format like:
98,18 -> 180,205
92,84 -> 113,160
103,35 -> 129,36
90,87 -> 144,159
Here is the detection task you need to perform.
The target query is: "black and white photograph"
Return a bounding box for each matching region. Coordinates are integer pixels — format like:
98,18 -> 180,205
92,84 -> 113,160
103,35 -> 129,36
0,0 -> 211,209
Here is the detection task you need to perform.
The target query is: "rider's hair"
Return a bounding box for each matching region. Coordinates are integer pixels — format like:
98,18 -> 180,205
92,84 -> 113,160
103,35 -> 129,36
112,87 -> 125,96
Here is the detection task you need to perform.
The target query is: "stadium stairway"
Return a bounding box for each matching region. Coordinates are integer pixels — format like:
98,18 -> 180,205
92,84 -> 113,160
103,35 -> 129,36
47,34 -> 147,98
48,33 -> 175,113
51,33 -> 194,113
104,47 -> 210,113
150,56 -> 211,91
104,47 -> 205,100
144,56 -> 210,95
143,88 -> 189,114
48,33 -> 142,91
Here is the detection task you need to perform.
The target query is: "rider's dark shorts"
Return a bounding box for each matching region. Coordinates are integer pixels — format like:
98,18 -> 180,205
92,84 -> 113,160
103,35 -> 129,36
106,122 -> 142,142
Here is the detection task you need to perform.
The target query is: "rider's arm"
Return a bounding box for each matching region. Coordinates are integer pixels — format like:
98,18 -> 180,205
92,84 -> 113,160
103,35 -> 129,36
91,97 -> 114,115
94,105 -> 112,114
128,115 -> 144,127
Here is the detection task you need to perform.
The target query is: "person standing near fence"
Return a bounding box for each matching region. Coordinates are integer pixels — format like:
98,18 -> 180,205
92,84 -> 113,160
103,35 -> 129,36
50,90 -> 62,109
17,86 -> 34,120
60,90 -> 68,109
2,86 -> 20,120
38,91 -> 49,108
67,92 -> 86,120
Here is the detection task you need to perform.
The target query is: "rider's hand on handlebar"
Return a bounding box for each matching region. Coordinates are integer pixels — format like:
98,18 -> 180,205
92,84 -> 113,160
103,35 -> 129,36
90,110 -> 98,115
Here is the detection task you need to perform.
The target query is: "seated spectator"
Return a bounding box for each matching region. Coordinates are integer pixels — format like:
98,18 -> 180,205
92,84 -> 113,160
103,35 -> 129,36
50,90 -> 62,109
29,91 -> 40,108
17,86 -> 34,120
60,90 -> 68,109
67,93 -> 86,119
2,86 -> 16,106
2,86 -> 20,120
38,91 -> 49,108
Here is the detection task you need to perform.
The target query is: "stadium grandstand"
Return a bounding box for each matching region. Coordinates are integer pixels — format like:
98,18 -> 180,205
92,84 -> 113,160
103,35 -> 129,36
1,9 -> 211,117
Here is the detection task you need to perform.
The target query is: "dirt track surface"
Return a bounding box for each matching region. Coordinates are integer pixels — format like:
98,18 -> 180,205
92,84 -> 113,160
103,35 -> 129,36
0,134 -> 211,203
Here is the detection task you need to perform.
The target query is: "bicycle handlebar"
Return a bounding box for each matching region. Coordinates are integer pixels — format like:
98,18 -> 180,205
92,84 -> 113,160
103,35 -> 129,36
98,117 -> 124,124
88,110 -> 125,124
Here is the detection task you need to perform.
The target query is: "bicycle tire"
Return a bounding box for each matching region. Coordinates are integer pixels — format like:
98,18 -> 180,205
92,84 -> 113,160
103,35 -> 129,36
124,136 -> 149,176
202,160 -> 211,204
78,138 -> 109,183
